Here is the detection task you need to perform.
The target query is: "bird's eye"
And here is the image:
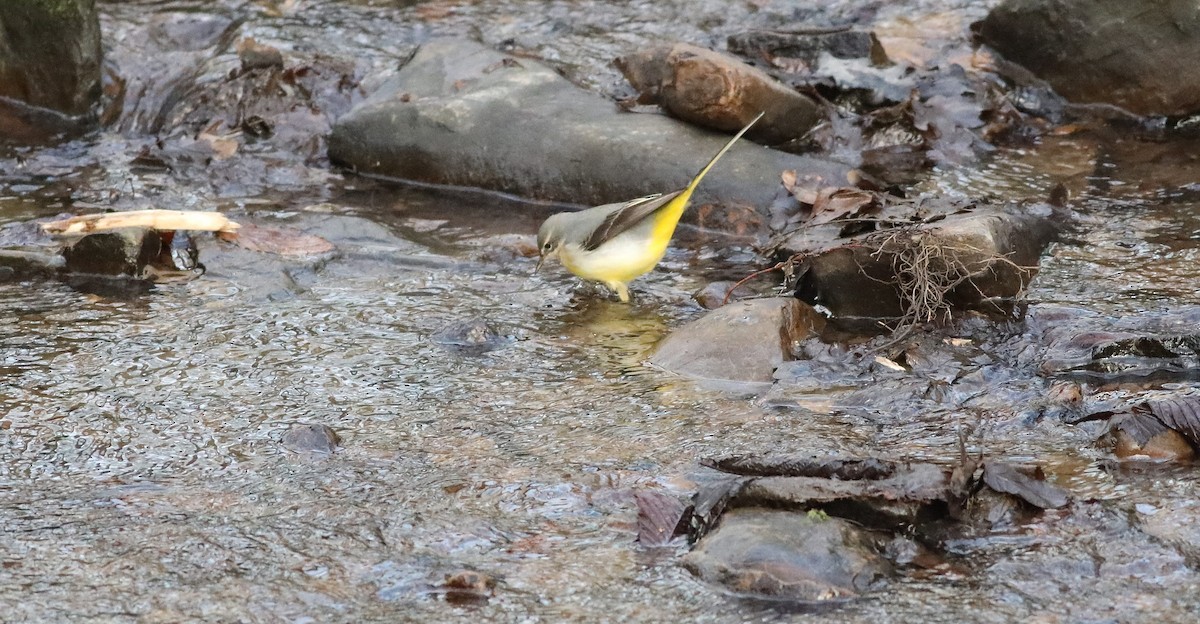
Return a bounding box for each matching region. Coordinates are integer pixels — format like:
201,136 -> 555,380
543,242 -> 552,251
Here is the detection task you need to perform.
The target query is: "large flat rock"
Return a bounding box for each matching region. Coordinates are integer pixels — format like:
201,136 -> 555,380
977,0 -> 1200,117
329,39 -> 851,219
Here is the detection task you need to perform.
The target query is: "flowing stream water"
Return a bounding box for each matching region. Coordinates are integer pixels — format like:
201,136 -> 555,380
3,1 -> 1200,622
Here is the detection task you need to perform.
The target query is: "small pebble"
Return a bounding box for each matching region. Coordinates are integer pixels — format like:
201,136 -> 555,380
693,280 -> 753,309
439,569 -> 496,604
282,423 -> 340,454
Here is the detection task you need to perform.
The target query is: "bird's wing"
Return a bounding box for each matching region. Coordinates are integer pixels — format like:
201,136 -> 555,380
581,190 -> 684,252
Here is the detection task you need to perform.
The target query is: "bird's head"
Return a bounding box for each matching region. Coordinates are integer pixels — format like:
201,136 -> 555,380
534,215 -> 565,272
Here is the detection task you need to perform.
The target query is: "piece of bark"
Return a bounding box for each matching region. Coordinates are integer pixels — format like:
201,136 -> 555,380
43,210 -> 240,236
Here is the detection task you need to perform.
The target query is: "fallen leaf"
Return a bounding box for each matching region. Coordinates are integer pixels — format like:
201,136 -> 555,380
703,455 -> 896,480
1111,412 -> 1196,461
198,131 -> 240,160
809,187 -> 878,225
780,169 -> 798,193
220,223 -> 335,257
635,490 -> 687,546
1142,397 -> 1200,445
780,171 -> 825,205
981,462 -> 1069,509
874,355 -> 907,371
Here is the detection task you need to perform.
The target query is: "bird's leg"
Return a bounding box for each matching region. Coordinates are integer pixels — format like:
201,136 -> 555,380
608,281 -> 631,303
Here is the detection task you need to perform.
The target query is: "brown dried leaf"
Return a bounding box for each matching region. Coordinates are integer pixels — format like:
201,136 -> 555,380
220,223 -> 335,257
780,171 -> 823,205
981,462 -> 1069,509
809,187 -> 878,225
1111,412 -> 1196,461
439,569 -> 495,605
634,490 -> 686,546
1143,397 -> 1200,446
780,169 -> 798,194
235,37 -> 284,71
198,131 -> 239,160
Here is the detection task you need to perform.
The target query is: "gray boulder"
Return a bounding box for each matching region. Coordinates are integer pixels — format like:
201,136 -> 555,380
329,39 -> 850,226
977,0 -> 1200,117
0,0 -> 102,141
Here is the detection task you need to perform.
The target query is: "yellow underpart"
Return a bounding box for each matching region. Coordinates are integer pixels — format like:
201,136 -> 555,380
555,113 -> 759,301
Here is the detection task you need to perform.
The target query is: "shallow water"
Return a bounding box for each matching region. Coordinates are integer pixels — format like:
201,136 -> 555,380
3,0 -> 1200,622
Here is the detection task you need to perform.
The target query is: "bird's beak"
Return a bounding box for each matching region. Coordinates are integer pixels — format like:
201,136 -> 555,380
534,255 -> 544,274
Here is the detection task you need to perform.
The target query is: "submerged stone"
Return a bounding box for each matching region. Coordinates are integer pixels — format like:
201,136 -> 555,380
1035,306 -> 1200,383
282,423 -> 340,454
692,280 -> 754,309
682,507 -> 890,602
430,318 -> 507,355
648,297 -> 825,384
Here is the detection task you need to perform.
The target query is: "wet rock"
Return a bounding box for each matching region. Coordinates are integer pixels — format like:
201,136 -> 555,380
0,250 -> 64,281
430,318 -> 507,355
109,12 -> 240,134
958,485 -> 1031,530
236,37 -> 284,72
648,298 -> 825,384
1027,380 -> 1085,422
700,452 -> 1075,537
727,28 -> 888,68
976,0 -> 1200,117
615,43 -> 821,145
0,0 -> 102,142
96,10 -> 355,199
729,26 -> 906,106
731,462 -> 951,528
682,507 -> 889,601
329,38 -> 850,231
780,204 -> 1061,329
1037,307 -> 1200,381
692,280 -> 753,309
282,423 -> 340,454
61,228 -> 160,277
706,455 -> 895,480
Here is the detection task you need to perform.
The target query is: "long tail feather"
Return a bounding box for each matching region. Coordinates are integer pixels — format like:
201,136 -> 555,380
682,112 -> 764,196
